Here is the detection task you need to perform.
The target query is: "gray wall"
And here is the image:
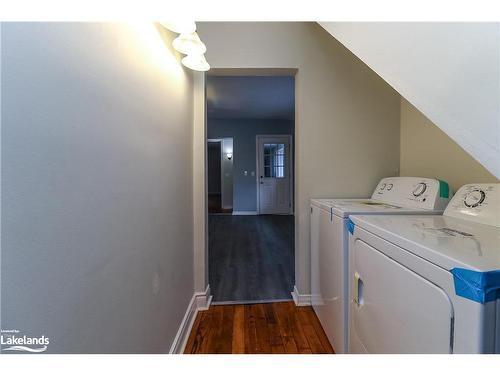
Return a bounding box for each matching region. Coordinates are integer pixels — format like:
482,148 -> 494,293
1,23 -> 194,353
208,118 -> 293,212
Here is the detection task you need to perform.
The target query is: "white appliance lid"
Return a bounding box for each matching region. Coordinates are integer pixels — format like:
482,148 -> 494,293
350,214 -> 500,272
310,177 -> 451,215
310,198 -> 441,218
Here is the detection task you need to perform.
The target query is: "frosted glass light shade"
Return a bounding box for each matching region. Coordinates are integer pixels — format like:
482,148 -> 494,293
160,21 -> 196,34
172,32 -> 207,55
181,54 -> 210,72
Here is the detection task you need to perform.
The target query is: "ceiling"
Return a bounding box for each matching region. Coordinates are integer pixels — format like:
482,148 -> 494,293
206,75 -> 295,120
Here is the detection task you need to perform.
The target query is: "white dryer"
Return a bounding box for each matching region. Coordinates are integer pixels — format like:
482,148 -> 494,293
348,183 -> 500,353
310,177 -> 451,353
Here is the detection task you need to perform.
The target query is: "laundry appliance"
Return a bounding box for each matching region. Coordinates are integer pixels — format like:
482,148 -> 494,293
310,177 -> 451,353
348,183 -> 500,353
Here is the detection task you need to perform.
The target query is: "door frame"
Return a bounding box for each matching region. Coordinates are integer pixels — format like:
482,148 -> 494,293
255,134 -> 294,215
193,68 -> 298,302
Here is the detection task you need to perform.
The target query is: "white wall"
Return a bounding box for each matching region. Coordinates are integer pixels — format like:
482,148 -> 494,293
1,23 -> 194,353
320,22 -> 500,179
400,98 -> 499,193
197,22 -> 401,296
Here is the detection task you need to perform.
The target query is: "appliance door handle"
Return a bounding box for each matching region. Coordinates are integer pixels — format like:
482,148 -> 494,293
353,272 -> 364,307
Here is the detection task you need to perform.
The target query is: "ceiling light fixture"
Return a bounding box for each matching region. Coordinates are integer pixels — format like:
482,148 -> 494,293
160,21 -> 196,34
172,32 -> 207,55
160,21 -> 211,72
181,54 -> 211,72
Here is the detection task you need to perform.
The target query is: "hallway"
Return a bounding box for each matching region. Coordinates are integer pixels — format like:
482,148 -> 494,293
184,302 -> 334,354
209,215 -> 294,302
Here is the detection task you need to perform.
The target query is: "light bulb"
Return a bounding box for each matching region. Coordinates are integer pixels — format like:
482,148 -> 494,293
160,21 -> 196,34
181,54 -> 210,72
172,32 -> 207,55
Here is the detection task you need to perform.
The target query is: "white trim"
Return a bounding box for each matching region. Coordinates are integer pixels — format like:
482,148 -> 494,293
193,72 -> 207,295
211,298 -> 292,306
291,285 -> 311,306
195,285 -> 213,311
232,211 -> 258,216
256,134 -> 294,215
169,285 -> 212,354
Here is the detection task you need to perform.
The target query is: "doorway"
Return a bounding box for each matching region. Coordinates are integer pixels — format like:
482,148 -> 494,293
206,74 -> 295,304
207,138 -> 233,214
207,141 -> 222,213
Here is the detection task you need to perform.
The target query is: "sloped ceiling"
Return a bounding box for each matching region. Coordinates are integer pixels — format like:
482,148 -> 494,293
319,22 -> 500,178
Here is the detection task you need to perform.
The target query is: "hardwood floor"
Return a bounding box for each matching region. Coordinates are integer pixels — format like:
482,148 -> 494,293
184,302 -> 334,354
209,214 -> 294,302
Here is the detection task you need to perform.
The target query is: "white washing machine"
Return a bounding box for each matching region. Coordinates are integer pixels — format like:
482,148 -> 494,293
348,183 -> 500,353
310,177 -> 451,353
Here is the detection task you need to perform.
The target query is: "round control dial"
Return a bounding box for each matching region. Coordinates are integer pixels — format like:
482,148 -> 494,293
380,183 -> 386,190
412,183 -> 427,197
464,189 -> 486,208
386,183 -> 393,191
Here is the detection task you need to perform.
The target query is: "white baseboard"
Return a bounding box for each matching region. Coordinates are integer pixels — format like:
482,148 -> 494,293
232,211 -> 258,216
211,298 -> 292,305
169,285 -> 212,354
291,285 -> 311,306
195,285 -> 212,311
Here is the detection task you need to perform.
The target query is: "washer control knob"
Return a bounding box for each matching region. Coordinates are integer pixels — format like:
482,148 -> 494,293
386,183 -> 393,191
380,183 -> 386,190
412,183 -> 427,197
464,189 -> 486,208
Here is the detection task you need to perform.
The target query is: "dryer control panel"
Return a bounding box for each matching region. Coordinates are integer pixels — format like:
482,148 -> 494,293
371,177 -> 451,211
444,184 -> 500,228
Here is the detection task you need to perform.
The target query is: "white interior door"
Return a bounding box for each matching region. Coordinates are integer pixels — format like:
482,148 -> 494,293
257,135 -> 292,215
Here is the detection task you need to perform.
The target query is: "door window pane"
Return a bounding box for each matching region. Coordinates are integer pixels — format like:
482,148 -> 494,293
264,166 -> 271,177
263,143 -> 286,178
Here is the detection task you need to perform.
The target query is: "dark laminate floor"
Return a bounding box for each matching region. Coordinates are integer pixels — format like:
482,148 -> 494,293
209,214 -> 294,302
184,302 -> 334,354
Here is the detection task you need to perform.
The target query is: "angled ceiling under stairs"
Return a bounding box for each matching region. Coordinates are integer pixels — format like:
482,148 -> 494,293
319,22 -> 500,179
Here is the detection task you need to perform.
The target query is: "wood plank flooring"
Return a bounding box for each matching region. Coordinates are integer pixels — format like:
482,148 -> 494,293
184,302 -> 334,354
209,215 -> 294,302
